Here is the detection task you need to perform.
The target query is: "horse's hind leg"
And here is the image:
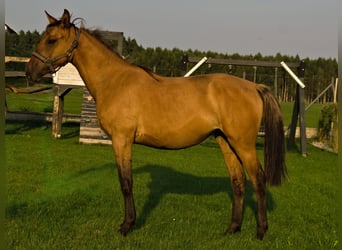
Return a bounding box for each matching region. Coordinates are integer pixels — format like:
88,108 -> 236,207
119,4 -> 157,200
234,145 -> 268,240
215,135 -> 246,235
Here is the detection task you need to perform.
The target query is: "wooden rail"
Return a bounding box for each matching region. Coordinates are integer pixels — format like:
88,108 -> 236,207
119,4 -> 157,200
5,56 -> 29,63
188,57 -> 300,68
5,56 -> 52,78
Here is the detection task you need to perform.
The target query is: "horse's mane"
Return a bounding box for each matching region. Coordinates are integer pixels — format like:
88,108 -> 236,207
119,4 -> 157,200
85,29 -> 120,53
84,28 -> 160,82
47,16 -> 120,56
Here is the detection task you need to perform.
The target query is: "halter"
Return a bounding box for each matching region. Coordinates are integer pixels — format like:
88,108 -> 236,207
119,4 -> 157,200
32,27 -> 81,74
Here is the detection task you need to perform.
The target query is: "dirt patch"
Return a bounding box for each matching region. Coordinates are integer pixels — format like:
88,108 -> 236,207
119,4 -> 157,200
311,141 -> 336,153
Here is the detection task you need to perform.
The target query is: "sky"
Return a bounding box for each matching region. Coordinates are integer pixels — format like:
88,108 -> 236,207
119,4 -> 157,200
5,0 -> 338,59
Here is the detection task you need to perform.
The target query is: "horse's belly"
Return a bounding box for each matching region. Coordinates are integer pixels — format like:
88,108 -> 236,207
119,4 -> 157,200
134,118 -> 215,149
135,131 -> 210,149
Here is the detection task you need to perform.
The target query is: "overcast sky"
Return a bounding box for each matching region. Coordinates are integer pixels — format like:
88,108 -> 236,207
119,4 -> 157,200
5,0 -> 338,59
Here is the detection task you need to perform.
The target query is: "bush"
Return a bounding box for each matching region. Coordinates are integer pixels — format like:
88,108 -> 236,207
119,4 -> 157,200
317,103 -> 338,151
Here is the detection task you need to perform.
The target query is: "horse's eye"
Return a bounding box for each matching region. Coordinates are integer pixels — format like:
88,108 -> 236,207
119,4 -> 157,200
47,39 -> 57,45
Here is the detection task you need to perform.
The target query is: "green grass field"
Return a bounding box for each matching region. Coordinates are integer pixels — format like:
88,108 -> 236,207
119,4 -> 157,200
5,120 -> 338,249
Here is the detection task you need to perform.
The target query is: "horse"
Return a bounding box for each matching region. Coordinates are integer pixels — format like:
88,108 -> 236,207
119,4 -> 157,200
26,9 -> 286,240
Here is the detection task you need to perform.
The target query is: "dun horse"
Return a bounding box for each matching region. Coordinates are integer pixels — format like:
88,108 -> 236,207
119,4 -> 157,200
26,9 -> 286,240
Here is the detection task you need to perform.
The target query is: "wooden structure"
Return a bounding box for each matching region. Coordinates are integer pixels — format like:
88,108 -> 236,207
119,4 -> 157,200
52,31 -> 123,144
187,57 -> 300,97
51,63 -> 84,138
5,24 -> 17,34
79,89 -> 111,144
5,56 -> 29,77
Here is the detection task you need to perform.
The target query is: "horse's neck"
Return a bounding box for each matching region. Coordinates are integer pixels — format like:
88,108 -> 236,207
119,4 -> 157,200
71,31 -> 129,98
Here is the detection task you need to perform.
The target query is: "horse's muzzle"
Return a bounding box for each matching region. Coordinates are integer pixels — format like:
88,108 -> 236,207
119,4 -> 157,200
25,59 -> 46,82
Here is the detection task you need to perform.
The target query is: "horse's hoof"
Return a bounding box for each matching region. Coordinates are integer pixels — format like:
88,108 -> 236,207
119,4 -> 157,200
256,231 -> 265,240
118,223 -> 132,236
256,225 -> 268,240
225,223 -> 241,235
118,228 -> 128,236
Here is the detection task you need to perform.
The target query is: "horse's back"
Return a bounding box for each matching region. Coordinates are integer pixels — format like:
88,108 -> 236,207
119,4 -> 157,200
131,73 -> 263,148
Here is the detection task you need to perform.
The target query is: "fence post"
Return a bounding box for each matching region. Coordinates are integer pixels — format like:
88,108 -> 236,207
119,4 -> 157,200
297,60 -> 307,156
274,67 -> 278,99
286,60 -> 307,156
180,54 -> 188,76
52,85 -> 72,138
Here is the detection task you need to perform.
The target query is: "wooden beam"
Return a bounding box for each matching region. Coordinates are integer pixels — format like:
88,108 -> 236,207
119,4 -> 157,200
5,111 -> 80,122
5,71 -> 26,77
188,57 -> 300,68
5,56 -> 30,63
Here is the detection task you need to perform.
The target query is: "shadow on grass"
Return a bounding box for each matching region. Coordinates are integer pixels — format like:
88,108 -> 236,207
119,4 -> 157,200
44,162 -> 276,231
133,164 -> 275,230
286,137 -> 302,153
6,161 -> 276,234
5,120 -> 80,138
5,120 -> 49,134
59,122 -> 80,139
200,136 -> 265,151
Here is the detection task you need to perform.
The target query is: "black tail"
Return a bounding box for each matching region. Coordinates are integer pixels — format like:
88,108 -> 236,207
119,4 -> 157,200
257,85 -> 286,186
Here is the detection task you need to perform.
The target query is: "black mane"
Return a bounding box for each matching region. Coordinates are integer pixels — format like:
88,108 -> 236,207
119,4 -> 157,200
86,29 -> 117,52
86,28 -> 160,81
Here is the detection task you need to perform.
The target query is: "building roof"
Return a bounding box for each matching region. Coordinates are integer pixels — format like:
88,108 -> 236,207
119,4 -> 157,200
5,24 -> 17,34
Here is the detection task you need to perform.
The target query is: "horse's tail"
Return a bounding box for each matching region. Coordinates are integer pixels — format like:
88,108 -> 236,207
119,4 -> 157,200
257,84 -> 286,186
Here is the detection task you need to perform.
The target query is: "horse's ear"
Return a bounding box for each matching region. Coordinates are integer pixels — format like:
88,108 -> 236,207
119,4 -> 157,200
45,10 -> 57,24
61,9 -> 71,28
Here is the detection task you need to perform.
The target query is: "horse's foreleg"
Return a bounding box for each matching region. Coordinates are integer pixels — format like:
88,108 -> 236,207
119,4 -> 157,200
112,137 -> 136,236
215,135 -> 246,235
117,159 -> 136,236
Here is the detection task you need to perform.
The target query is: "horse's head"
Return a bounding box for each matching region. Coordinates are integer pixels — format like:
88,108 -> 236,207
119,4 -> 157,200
26,9 -> 80,81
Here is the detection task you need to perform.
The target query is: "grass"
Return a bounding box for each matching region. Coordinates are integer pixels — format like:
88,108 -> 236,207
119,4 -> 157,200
5,121 -> 338,249
281,102 -> 323,129
6,87 -> 83,114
